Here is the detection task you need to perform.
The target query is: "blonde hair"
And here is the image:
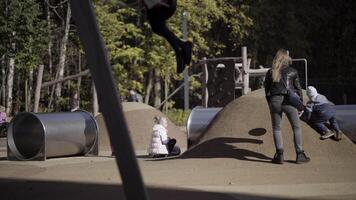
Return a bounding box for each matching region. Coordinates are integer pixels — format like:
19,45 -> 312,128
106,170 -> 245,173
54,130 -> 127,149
154,116 -> 167,127
271,49 -> 292,82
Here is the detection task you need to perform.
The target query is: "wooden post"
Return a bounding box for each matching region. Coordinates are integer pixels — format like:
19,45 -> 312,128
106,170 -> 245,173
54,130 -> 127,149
92,82 -> 99,116
202,57 -> 208,108
182,11 -> 189,110
242,46 -> 249,95
164,77 -> 168,114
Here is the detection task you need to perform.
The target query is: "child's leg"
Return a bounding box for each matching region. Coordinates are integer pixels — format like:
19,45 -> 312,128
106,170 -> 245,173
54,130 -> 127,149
147,13 -> 182,52
166,138 -> 176,153
310,121 -> 334,140
329,116 -> 343,140
309,121 -> 329,134
329,116 -> 341,132
147,13 -> 185,71
169,146 -> 181,156
146,5 -> 191,73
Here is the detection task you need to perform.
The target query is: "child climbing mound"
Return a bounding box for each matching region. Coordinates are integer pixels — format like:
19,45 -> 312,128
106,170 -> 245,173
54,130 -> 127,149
302,86 -> 343,141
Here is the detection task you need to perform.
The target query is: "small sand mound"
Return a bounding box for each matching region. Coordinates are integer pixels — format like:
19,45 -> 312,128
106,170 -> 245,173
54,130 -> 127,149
96,102 -> 187,155
183,89 -> 356,163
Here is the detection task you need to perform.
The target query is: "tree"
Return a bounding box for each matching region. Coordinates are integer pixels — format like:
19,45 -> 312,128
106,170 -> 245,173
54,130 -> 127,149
0,0 -> 47,114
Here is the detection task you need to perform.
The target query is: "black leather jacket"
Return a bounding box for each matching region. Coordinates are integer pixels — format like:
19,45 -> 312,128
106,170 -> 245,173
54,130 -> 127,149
264,65 -> 303,102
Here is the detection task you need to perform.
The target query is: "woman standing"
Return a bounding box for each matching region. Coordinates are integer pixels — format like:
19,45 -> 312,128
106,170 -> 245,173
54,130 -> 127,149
264,49 -> 310,164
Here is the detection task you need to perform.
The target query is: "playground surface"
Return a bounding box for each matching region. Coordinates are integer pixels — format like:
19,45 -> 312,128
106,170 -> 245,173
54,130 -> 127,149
1,90 -> 356,200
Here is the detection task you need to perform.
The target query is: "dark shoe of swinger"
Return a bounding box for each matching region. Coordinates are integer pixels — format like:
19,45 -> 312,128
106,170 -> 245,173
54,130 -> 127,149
296,151 -> 310,164
271,150 -> 284,164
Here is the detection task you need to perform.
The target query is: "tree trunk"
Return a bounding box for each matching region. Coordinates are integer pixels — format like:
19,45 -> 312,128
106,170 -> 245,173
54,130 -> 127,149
77,50 -> 82,101
46,2 -> 53,75
1,55 -> 5,106
25,79 -> 28,111
153,68 -> 161,108
144,69 -> 153,104
6,31 -> 16,115
47,84 -> 55,111
27,69 -> 33,111
14,72 -> 21,114
55,2 -> 71,99
34,64 -> 44,112
6,57 -> 15,115
46,2 -> 53,97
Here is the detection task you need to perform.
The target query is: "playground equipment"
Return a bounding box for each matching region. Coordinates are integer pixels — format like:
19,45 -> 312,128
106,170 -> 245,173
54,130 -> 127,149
194,47 -> 269,107
194,47 -> 309,108
187,107 -> 222,146
186,103 -> 356,147
7,111 -> 98,161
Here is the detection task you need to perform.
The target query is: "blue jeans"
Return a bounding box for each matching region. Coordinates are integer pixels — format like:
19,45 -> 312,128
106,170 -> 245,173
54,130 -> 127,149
309,116 -> 341,134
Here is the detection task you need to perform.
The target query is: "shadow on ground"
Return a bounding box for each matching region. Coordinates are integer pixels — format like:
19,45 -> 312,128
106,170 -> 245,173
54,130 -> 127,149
181,137 -> 272,164
0,178 -> 292,200
248,128 -> 267,136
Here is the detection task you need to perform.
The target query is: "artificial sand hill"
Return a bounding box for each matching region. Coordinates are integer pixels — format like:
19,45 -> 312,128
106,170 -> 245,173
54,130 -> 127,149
0,89 -> 356,200
95,102 -> 187,155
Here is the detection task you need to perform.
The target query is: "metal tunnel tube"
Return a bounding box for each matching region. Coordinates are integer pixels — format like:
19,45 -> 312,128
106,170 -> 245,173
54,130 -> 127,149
187,107 -> 222,147
7,111 -> 98,161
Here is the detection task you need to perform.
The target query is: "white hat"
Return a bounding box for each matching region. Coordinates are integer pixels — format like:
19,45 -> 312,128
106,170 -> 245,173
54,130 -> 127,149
129,90 -> 136,95
307,86 -> 318,100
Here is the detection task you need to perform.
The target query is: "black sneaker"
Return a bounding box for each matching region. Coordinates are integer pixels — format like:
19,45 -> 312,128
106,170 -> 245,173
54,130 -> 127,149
271,152 -> 284,164
271,150 -> 284,164
296,151 -> 310,164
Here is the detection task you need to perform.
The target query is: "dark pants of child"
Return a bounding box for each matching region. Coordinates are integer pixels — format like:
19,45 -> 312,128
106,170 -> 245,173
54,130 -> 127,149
308,116 -> 341,134
0,122 -> 8,136
146,0 -> 191,73
152,138 -> 181,158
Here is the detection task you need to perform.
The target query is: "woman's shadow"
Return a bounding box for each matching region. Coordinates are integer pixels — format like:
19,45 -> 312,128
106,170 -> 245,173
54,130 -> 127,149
180,136 -> 272,164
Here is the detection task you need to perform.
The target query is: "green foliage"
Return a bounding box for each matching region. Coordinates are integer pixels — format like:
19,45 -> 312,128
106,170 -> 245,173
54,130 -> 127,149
166,108 -> 191,126
94,1 -> 145,96
9,0 -> 356,112
92,0 -> 253,105
0,0 -> 47,69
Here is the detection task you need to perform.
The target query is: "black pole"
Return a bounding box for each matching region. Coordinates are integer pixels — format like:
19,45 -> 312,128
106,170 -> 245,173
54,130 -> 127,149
69,1 -> 149,200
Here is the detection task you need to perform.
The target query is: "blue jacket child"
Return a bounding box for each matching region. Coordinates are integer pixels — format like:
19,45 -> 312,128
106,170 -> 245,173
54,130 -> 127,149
302,86 -> 342,140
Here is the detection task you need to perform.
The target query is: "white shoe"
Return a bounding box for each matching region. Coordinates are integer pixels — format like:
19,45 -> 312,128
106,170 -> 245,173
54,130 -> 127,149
320,131 -> 334,140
